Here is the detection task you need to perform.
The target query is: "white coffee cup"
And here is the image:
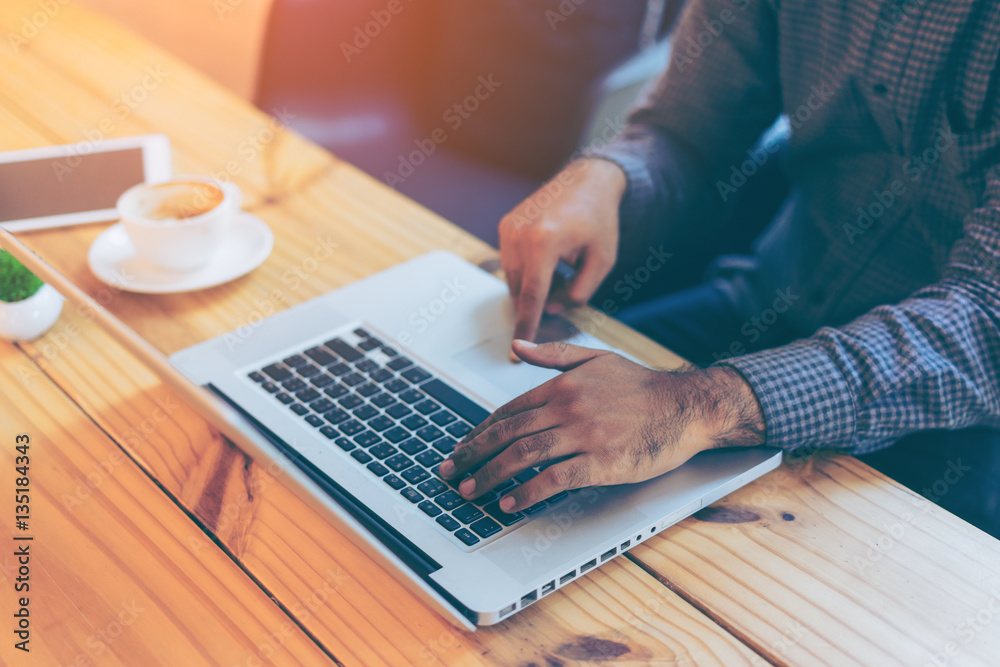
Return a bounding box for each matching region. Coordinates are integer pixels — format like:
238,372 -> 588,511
117,175 -> 242,273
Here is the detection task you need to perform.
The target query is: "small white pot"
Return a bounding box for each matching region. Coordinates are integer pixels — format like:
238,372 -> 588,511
0,284 -> 64,342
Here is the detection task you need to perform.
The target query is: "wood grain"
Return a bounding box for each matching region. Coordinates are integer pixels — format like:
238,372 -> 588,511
0,342 -> 335,666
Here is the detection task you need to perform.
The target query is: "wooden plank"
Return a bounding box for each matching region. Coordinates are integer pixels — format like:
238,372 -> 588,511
0,342 -> 335,665
632,454 -> 1000,666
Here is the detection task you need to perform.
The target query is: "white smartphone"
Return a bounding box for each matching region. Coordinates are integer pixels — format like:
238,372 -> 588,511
0,134 -> 172,232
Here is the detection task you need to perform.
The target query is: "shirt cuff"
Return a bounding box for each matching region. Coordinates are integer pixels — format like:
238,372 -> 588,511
581,148 -> 656,229
715,338 -> 859,453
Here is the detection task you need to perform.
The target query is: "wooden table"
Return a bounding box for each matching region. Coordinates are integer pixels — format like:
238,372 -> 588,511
2,2 -> 999,665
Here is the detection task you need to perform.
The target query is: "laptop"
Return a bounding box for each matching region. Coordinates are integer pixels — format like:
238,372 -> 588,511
168,250 -> 782,626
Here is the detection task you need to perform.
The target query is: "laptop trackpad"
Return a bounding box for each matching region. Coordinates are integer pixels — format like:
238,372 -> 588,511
478,485 -> 649,584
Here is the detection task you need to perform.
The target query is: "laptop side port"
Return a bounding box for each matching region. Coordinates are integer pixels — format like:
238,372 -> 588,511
581,558 -> 597,573
559,570 -> 575,585
541,580 -> 556,596
620,539 -> 631,550
601,547 -> 617,562
520,590 -> 538,608
499,602 -> 517,618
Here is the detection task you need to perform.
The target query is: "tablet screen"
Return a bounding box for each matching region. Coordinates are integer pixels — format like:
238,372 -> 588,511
0,148 -> 145,223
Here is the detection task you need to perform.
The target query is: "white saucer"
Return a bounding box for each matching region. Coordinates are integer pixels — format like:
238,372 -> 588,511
88,212 -> 274,294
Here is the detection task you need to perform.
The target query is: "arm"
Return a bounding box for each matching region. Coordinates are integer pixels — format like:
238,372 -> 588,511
722,165 -> 1000,453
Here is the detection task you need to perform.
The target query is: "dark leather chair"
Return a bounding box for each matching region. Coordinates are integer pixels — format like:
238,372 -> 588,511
255,0 -> 681,246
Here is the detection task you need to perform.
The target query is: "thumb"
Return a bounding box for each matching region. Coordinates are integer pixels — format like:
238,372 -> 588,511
511,339 -> 606,372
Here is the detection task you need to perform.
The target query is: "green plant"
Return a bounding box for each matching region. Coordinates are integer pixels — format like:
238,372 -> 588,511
0,250 -> 44,303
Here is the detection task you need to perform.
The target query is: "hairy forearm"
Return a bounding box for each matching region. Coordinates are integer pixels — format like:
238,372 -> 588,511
663,365 -> 767,451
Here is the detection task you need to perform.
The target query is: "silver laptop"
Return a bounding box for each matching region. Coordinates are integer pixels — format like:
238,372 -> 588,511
169,250 -> 781,626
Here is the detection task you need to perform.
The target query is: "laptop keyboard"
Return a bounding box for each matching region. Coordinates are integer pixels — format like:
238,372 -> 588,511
246,326 -> 558,548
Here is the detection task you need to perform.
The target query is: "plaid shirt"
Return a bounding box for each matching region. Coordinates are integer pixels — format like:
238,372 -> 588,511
594,0 -> 1000,454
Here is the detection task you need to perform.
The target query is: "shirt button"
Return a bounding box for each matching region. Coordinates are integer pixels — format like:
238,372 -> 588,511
872,82 -> 889,96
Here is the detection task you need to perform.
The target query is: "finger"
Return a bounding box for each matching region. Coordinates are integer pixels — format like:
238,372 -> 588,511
567,245 -> 614,305
499,233 -> 523,299
512,252 -> 559,349
496,456 -> 596,512
511,340 -> 608,372
441,389 -> 547,477
459,428 -> 566,500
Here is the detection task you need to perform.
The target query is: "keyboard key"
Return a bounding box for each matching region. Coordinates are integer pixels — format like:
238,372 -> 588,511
309,398 -> 333,414
400,487 -> 423,503
367,416 -> 394,432
381,346 -> 398,357
297,364 -> 321,378
261,382 -> 278,393
319,426 -> 338,440
387,356 -> 413,371
401,466 -> 430,485
310,374 -> 334,388
495,480 -> 517,494
399,389 -> 424,404
431,411 -> 457,426
353,327 -> 371,338
385,453 -> 414,472
436,514 -> 461,532
402,367 -> 432,384
290,403 -> 308,416
422,379 -> 491,426
385,379 -> 409,393
328,362 -> 351,376
338,394 -> 364,410
383,426 -> 410,443
446,422 -> 473,438
359,338 -> 381,351
370,369 -> 393,383
453,504 -> 484,524
548,491 -> 570,504
325,338 -> 363,362
415,450 -> 443,467
416,425 -> 444,442
355,359 -> 378,373
353,405 -> 378,421
431,437 -> 457,455
356,382 -> 380,397
275,392 -> 294,405
522,502 -> 547,515
399,438 -> 427,455
367,461 -> 389,477
295,388 -> 319,403
334,437 -> 356,451
386,403 -> 412,419
473,491 -> 498,505
305,414 -> 324,427
342,372 -> 365,387
401,414 -> 428,430
435,491 -> 465,511
370,443 -> 398,459
413,399 -> 441,415
515,468 -> 539,484
455,528 -> 481,546
338,419 -> 365,436
248,371 -> 266,383
353,430 -> 382,447
305,347 -> 336,366
262,363 -> 292,381
418,500 -> 442,517
351,449 -> 373,464
283,354 -> 308,367
417,479 -> 447,497
383,474 -> 406,490
281,377 -> 306,392
323,385 -> 348,399
323,409 -> 349,424
470,517 -> 502,538
370,393 -> 395,408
